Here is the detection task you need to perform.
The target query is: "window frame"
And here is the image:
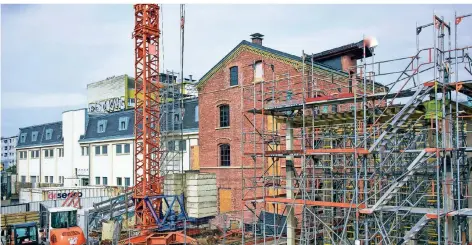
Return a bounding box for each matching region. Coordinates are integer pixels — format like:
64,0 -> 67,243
44,149 -> 54,158
116,144 -> 123,154
19,151 -> 27,160
125,177 -> 131,187
219,104 -> 230,128
81,146 -> 89,156
31,131 -> 38,142
20,133 -> 27,143
117,177 -> 122,186
102,145 -> 108,155
219,144 -> 231,167
118,117 -> 129,131
58,148 -> 64,158
95,177 -> 100,185
102,177 -> 108,186
97,120 -> 107,133
229,66 -> 239,86
95,145 -> 108,156
124,144 -> 130,154
45,129 -> 53,140
30,150 -> 39,159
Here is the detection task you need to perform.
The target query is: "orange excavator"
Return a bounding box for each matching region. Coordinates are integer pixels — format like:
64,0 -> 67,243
40,207 -> 86,245
1,207 -> 85,245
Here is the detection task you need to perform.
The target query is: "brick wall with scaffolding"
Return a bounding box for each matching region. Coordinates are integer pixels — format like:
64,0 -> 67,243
240,12 -> 472,245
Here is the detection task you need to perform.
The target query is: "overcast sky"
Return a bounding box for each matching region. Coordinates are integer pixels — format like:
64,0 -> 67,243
2,4 -> 472,136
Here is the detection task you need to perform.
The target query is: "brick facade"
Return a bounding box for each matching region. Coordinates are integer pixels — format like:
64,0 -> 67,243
197,39 -> 384,217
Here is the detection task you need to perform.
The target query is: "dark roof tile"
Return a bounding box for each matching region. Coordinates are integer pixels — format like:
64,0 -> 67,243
17,122 -> 63,149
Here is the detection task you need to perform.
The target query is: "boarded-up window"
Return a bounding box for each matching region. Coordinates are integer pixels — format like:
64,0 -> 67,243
219,189 -> 232,213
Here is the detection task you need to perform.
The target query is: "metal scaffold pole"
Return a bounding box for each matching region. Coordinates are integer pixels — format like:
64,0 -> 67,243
238,11 -> 472,245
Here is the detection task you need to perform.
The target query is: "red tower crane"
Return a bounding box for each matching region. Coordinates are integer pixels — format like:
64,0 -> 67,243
121,4 -> 197,244
132,3 -> 162,229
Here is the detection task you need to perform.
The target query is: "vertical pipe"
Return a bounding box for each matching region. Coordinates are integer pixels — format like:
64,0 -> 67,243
301,52 -> 308,245
362,35 -> 369,245
286,118 -> 295,245
241,75 -> 246,245
262,60 -> 266,245
433,12 -> 442,245
454,11 -> 462,245
253,61 -> 257,245
440,15 -> 449,244
353,47 -> 359,242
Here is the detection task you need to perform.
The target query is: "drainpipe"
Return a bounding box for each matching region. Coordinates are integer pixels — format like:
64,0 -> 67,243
88,143 -> 91,186
39,147 -> 42,186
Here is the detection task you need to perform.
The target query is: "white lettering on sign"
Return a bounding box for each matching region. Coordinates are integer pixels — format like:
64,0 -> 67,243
47,191 -> 83,200
88,96 -> 126,113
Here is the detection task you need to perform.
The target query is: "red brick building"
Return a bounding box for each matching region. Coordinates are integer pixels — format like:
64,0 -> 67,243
196,33 -> 379,216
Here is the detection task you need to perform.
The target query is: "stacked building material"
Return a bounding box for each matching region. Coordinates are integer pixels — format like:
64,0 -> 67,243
0,211 -> 39,227
185,171 -> 217,218
163,173 -> 185,213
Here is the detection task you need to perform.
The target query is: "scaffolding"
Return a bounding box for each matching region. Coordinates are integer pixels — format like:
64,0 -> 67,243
160,70 -> 198,176
241,12 -> 472,245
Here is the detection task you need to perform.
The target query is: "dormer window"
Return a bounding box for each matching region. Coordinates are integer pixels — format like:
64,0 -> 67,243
20,133 -> 27,143
97,120 -> 107,133
31,131 -> 38,142
119,117 -> 129,131
45,129 -> 53,140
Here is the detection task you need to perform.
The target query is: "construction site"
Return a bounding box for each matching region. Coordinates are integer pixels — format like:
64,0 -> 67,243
2,4 -> 472,245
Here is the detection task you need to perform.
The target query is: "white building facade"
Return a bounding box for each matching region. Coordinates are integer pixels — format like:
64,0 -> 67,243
1,136 -> 18,170
16,99 -> 199,188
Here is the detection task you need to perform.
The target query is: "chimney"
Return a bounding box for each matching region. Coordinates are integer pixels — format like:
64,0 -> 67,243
250,33 -> 264,45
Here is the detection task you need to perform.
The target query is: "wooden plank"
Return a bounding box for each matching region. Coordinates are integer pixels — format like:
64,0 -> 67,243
191,145 -> 200,170
219,189 -> 232,213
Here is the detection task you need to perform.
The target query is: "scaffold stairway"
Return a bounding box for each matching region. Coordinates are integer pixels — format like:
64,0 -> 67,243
399,214 -> 431,245
362,149 -> 432,213
369,84 -> 432,152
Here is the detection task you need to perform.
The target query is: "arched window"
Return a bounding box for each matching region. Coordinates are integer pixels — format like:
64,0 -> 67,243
230,66 -> 238,86
254,61 -> 263,79
219,104 -> 230,127
219,144 -> 231,166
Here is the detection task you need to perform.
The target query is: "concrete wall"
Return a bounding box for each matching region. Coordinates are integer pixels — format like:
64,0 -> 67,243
62,109 -> 87,186
87,75 -> 127,113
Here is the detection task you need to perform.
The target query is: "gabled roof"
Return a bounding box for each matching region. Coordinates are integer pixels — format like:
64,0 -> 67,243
197,40 -> 347,89
17,121 -> 63,149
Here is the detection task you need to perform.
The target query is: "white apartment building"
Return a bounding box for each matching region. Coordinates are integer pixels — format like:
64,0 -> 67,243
16,99 -> 199,188
16,109 -> 88,186
1,136 -> 18,169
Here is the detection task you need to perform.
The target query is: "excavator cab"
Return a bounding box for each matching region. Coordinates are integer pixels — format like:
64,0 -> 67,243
46,207 -> 86,245
3,222 -> 40,245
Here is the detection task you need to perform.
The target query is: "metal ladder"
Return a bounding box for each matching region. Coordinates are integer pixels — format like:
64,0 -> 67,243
369,84 -> 432,152
365,149 -> 431,213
